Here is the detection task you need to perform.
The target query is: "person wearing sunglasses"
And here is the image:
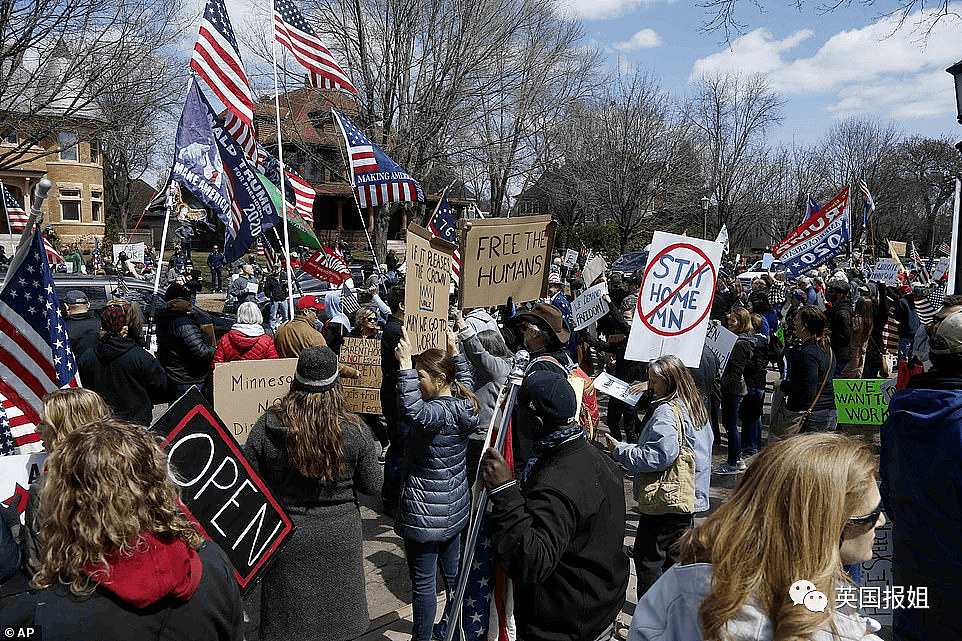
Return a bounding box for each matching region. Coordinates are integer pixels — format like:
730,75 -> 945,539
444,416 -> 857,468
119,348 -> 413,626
627,433 -> 885,641
349,306 -> 389,458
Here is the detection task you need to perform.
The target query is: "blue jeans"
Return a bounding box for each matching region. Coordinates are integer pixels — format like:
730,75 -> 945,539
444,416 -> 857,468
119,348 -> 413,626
898,337 -> 913,363
403,535 -> 462,641
800,408 -> 838,432
269,300 -> 289,328
721,394 -> 743,464
740,388 -> 764,453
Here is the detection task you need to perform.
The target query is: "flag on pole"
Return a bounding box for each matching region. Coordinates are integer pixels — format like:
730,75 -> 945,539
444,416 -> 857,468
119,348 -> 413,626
301,245 -> 352,285
285,169 -> 315,226
42,235 -> 64,265
939,241 -> 951,256
331,109 -> 424,209
1,184 -> 28,233
254,143 -> 317,229
910,241 -> 930,285
0,224 -> 80,454
190,0 -> 257,161
858,178 -> 876,226
714,224 -> 729,255
273,0 -> 358,95
428,194 -> 461,280
802,194 -> 820,224
92,237 -> 102,273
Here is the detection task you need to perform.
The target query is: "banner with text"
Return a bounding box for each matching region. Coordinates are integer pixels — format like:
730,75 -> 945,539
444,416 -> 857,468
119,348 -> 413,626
562,248 -> 579,268
405,223 -> 455,353
772,187 -> 850,276
213,358 -> 297,445
571,282 -> 609,331
834,378 -> 896,424
582,254 -> 607,286
625,231 -> 723,367
704,320 -> 738,374
459,215 -> 555,309
0,453 -> 46,524
112,242 -> 146,264
338,337 -> 382,414
870,259 -> 901,286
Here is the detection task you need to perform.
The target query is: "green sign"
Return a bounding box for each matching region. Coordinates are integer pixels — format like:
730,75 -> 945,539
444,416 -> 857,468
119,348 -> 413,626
834,378 -> 896,425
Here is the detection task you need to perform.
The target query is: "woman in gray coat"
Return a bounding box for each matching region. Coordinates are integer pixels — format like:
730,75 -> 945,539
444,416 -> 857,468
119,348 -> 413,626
245,346 -> 382,641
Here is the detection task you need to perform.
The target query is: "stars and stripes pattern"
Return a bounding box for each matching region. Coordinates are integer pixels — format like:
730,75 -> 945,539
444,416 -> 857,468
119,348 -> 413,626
191,0 -> 257,161
910,241 -> 929,286
285,168 -> 315,226
340,282 -> 359,315
332,109 -> 423,209
301,245 -> 352,285
1,184 -> 28,233
428,194 -> 461,281
938,241 -> 951,256
0,387 -> 41,455
858,178 -> 875,226
273,0 -> 357,95
914,293 -> 936,327
42,235 -> 64,264
928,281 -> 946,310
0,225 -> 79,454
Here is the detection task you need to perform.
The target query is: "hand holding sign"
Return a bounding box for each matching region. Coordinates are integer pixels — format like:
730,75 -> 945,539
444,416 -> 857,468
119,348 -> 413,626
396,327 -> 414,369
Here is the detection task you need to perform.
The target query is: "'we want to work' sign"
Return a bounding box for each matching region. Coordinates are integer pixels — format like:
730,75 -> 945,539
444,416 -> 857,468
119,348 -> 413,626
625,231 -> 723,367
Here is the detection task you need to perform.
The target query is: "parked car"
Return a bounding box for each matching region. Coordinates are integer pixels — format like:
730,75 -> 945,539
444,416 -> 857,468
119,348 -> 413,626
610,251 -> 649,281
737,259 -> 787,288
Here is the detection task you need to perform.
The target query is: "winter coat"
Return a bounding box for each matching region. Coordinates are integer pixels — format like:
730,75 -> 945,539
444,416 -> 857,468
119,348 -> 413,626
743,333 -> 769,390
894,296 -> 919,338
780,339 -> 834,412
207,251 -> 225,270
881,370 -> 962,641
155,308 -> 215,386
720,335 -> 752,397
395,354 -> 479,543
458,325 -> 511,430
828,299 -> 854,365
212,324 -> 278,365
78,334 -> 167,426
274,314 -> 327,358
65,310 -> 101,359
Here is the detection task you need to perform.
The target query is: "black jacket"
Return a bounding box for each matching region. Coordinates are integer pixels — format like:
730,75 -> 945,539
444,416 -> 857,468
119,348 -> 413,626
488,438 -> 629,641
65,310 -> 101,360
78,335 -> 167,426
828,299 -> 854,365
156,308 -> 215,386
720,335 -> 752,396
781,340 -> 835,411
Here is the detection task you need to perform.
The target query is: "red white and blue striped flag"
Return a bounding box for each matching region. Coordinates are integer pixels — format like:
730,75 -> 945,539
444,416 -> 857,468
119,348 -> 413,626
331,109 -> 423,209
910,241 -> 930,286
273,0 -> 358,95
428,194 -> 461,281
1,184 -> 28,233
0,224 -> 80,454
858,178 -> 876,226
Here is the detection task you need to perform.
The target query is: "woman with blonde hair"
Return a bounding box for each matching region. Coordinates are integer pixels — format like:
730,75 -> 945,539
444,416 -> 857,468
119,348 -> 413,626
245,345 -> 382,641
605,354 -> 713,598
628,432 -> 885,641
6,418 -> 242,640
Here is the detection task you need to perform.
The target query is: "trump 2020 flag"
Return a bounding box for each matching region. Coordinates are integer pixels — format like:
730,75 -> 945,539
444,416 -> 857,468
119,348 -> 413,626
773,187 -> 850,277
331,108 -> 423,209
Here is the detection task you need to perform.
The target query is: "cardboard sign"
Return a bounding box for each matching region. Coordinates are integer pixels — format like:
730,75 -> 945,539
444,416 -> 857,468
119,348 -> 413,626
888,240 -> 906,258
625,231 -> 723,367
859,522 -> 894,626
870,259 -> 901,286
562,248 -> 579,269
571,282 -> 609,331
0,453 -> 46,524
151,388 -> 294,591
834,378 -> 896,424
459,215 -> 555,309
112,241 -> 146,263
582,254 -> 607,286
339,337 -> 382,413
404,223 -> 454,353
933,256 -> 950,281
213,358 -> 298,445
704,320 -> 738,374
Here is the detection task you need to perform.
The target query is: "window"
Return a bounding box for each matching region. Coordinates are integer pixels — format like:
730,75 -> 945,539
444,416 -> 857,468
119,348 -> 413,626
60,189 -> 81,221
58,131 -> 78,161
89,140 -> 100,164
91,190 -> 102,221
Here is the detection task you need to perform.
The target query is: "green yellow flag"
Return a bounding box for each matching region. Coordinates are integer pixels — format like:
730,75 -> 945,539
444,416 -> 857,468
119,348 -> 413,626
255,171 -> 321,250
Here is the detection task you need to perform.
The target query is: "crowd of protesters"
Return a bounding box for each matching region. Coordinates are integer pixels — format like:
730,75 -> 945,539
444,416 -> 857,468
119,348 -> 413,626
0,241 -> 958,641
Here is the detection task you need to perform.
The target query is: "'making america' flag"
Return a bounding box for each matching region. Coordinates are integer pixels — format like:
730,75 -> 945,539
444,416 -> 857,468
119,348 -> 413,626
428,194 -> 461,281
1,184 -> 28,233
332,109 -> 423,209
274,0 -> 357,95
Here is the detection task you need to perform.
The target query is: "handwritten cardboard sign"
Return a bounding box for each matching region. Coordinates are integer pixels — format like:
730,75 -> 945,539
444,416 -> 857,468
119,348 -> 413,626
0,453 -> 46,524
404,223 -> 454,353
933,256 -> 950,281
459,215 -> 555,309
151,388 -> 294,592
339,337 -> 382,414
834,378 -> 896,424
870,259 -> 901,286
112,241 -> 146,263
571,282 -> 609,331
562,248 -> 579,268
704,320 -> 738,375
213,358 -> 298,445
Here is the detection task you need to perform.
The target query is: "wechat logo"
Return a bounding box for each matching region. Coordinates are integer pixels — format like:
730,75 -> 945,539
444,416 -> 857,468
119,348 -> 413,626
789,579 -> 828,612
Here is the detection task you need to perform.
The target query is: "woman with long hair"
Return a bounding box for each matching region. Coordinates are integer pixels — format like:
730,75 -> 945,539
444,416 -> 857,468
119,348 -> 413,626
245,346 -> 382,641
628,432 -> 885,641
718,307 -> 754,473
7,418 -> 243,640
781,305 -> 837,432
843,295 -> 876,379
605,354 -> 713,599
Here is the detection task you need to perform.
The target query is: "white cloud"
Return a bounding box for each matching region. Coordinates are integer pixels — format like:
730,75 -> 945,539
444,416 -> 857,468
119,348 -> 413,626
614,28 -> 662,51
556,0 -> 670,22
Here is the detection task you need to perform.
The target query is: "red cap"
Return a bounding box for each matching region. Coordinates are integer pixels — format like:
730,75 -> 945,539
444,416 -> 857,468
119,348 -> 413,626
296,295 -> 327,311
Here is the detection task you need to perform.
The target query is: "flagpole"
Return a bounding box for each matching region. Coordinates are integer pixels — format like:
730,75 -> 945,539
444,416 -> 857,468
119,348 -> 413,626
0,181 -> 12,237
948,178 -> 961,296
2,178 -> 52,290
330,107 -> 382,269
270,13 -> 297,318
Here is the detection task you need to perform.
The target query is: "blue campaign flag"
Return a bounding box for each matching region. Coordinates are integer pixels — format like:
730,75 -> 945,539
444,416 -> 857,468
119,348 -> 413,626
775,187 -> 850,276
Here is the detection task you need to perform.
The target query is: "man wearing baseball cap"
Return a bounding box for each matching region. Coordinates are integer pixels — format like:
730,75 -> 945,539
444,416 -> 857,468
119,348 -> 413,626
156,282 -> 215,402
274,295 -> 361,379
481,370 -> 629,641
63,290 -> 100,359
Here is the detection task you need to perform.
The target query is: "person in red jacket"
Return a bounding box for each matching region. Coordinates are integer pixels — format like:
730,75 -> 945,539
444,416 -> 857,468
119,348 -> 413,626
213,301 -> 279,365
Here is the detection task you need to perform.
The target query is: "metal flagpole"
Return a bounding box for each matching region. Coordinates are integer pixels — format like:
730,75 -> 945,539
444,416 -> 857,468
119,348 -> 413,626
2,178 -> 52,290
0,180 -> 11,236
330,108 -> 383,267
270,13 -> 296,318
143,183 -> 177,350
948,178 -> 961,296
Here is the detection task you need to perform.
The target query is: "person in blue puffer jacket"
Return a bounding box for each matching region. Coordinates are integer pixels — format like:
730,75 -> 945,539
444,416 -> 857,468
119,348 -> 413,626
395,325 -> 480,641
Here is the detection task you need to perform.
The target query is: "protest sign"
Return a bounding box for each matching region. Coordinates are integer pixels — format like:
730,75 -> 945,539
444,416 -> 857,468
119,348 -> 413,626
213,358 -> 297,445
112,241 -> 146,263
859,521 -> 894,627
704,320 -> 738,374
761,252 -> 774,269
0,453 -> 46,524
933,256 -> 950,281
571,282 -> 609,331
593,372 -> 644,406
870,259 -> 901,286
582,254 -> 607,286
772,188 -> 850,276
562,248 -> 579,269
339,337 -> 382,413
888,240 -> 906,258
405,223 -> 455,353
151,388 -> 294,591
834,378 -> 896,424
459,215 -> 555,309
625,231 -> 723,367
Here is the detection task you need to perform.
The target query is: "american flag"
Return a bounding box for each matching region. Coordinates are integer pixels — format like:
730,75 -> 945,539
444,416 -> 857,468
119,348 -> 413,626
340,282 -> 360,315
929,281 -> 946,310
190,0 -> 257,161
42,235 -> 64,264
331,109 -> 423,209
0,225 -> 79,454
938,241 -> 951,256
273,0 -> 358,95
92,236 -> 102,272
858,178 -> 876,226
910,241 -> 930,286
285,168 -> 315,226
301,245 -> 352,285
428,194 -> 461,281
914,293 -> 936,326
1,184 -> 28,233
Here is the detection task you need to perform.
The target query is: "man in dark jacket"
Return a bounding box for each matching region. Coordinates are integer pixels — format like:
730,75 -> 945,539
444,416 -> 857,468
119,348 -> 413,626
63,290 -> 101,359
207,245 -> 225,292
481,370 -> 629,641
881,307 -> 962,641
826,275 -> 854,376
380,287 -> 406,517
894,283 -> 920,365
156,283 -> 215,403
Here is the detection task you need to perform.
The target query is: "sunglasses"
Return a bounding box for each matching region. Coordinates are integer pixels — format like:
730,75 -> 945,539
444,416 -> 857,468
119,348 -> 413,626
361,316 -> 377,322
848,501 -> 884,527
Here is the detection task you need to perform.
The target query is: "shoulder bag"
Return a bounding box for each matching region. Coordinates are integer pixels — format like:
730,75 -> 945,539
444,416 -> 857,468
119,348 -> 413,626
770,349 -> 833,438
635,403 -> 696,515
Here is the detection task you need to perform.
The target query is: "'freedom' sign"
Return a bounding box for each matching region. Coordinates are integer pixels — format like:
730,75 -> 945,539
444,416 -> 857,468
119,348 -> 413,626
625,231 -> 723,367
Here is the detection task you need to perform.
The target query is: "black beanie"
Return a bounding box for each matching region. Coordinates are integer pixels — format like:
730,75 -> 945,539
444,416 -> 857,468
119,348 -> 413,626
290,346 -> 339,392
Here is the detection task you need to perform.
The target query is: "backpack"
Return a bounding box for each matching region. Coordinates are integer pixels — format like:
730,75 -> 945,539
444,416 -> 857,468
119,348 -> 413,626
742,335 -> 768,385
528,355 -> 599,438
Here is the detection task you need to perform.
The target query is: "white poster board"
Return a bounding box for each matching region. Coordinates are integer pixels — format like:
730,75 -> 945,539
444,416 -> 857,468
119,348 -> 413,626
761,252 -> 774,269
0,453 -> 47,524
704,320 -> 738,375
571,282 -> 609,331
593,372 -> 644,406
112,241 -> 146,263
933,256 -> 950,281
582,255 -> 607,286
625,231 -> 723,367
562,248 -> 579,269
870,259 -> 901,286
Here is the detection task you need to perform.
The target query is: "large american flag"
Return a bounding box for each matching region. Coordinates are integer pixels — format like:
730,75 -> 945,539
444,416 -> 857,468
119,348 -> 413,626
1,184 -> 28,233
910,241 -> 930,286
428,194 -> 461,281
253,142 -> 316,226
331,108 -> 423,209
0,225 -> 79,454
42,235 -> 64,265
273,0 -> 358,95
858,178 -> 876,226
190,0 -> 257,161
